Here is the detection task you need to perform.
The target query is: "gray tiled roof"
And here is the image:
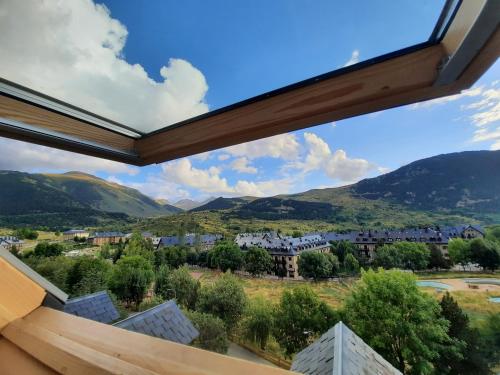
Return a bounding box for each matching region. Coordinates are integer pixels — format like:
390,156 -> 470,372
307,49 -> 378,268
64,291 -> 119,323
291,322 -> 402,375
113,300 -> 199,345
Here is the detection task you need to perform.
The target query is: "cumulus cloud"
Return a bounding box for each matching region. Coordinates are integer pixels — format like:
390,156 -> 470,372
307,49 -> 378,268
161,158 -> 291,197
0,0 -> 209,133
231,157 -> 258,174
289,132 -> 377,183
410,87 -> 483,109
0,138 -> 138,175
343,50 -> 360,67
218,154 -> 231,161
224,134 -> 300,160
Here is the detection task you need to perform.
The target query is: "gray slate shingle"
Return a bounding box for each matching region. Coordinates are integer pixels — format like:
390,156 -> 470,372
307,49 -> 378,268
291,322 -> 402,375
113,300 -> 199,345
64,291 -> 119,324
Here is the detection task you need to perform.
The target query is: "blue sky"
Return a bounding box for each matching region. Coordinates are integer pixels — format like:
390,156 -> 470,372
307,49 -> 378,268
0,0 -> 498,203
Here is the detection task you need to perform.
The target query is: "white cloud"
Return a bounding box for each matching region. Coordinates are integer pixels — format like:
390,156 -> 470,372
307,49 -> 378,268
224,134 -> 300,160
160,158 -> 291,197
231,157 -> 258,174
289,132 -> 378,183
0,138 -> 138,175
330,122 -> 337,128
0,0 -> 209,133
192,151 -> 212,161
463,87 -> 500,127
218,154 -> 231,161
343,50 -> 360,67
410,87 -> 483,109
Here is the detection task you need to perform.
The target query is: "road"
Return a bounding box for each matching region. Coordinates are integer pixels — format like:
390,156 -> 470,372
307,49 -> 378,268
226,342 -> 277,368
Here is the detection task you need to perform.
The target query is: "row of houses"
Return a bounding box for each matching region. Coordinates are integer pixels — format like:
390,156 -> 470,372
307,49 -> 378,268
318,224 -> 484,261
235,232 -> 330,278
0,236 -> 24,251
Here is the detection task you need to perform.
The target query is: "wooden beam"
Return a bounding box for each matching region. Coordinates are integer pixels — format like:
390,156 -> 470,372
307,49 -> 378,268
0,95 -> 140,162
22,307 -> 296,375
136,44 -> 447,163
0,338 -> 58,375
0,258 -> 45,330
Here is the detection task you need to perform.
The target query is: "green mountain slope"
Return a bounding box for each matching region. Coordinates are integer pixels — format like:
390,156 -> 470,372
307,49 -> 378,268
0,171 -> 181,226
190,150 -> 500,227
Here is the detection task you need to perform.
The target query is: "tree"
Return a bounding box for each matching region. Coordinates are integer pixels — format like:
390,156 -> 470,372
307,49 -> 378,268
435,292 -> 489,375
210,242 -> 243,272
470,238 -> 500,271
155,266 -> 199,310
187,311 -> 229,353
124,232 -> 154,263
13,227 -> 38,240
109,256 -> 154,308
373,245 -> 403,269
428,244 -> 449,270
155,246 -> 188,269
197,272 -> 247,331
274,285 -> 338,356
242,296 -> 274,349
66,256 -> 111,296
344,269 -> 454,374
243,247 -> 272,277
331,240 -> 357,263
27,256 -> 74,292
99,243 -> 112,259
291,230 -> 303,238
481,313 -> 500,368
298,251 -> 338,281
448,238 -> 471,270
397,242 -> 430,270
33,242 -> 64,257
343,253 -> 360,275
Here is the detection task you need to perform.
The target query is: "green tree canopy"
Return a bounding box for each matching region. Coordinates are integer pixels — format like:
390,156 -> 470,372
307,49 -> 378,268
242,296 -> 274,349
243,246 -> 272,277
435,292 -> 489,374
124,232 -> 154,263
331,240 -> 358,263
274,285 -> 338,356
298,251 -> 338,281
13,227 -> 38,240
343,253 -> 360,275
33,242 -> 64,257
155,246 -> 188,269
66,256 -> 111,297
26,256 -> 74,292
187,311 -> 229,354
373,245 -> 403,269
428,244 -> 449,270
109,255 -> 154,308
197,272 -> 247,331
469,238 -> 500,271
210,242 -> 243,272
448,238 -> 471,270
155,266 -> 199,310
374,242 -> 430,270
344,269 -> 453,374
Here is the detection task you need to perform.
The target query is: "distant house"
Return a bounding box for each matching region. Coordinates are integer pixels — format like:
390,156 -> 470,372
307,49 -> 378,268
87,232 -> 126,246
320,224 -> 485,262
157,234 -> 222,251
62,229 -> 90,241
235,232 -> 330,278
0,236 -> 24,251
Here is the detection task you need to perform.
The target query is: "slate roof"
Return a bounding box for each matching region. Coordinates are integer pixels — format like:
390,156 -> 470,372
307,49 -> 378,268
63,229 -> 88,235
63,291 -> 119,323
113,300 -> 199,345
90,231 -> 126,238
291,322 -> 402,375
158,234 -> 222,248
235,232 -> 328,255
317,224 -> 484,246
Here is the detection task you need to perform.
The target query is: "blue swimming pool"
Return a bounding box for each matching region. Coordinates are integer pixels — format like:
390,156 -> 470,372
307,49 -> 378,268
416,281 -> 451,290
489,297 -> 500,303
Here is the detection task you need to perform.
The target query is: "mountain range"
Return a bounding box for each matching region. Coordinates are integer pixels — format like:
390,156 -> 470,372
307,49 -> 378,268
190,150 -> 500,224
0,150 -> 498,229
